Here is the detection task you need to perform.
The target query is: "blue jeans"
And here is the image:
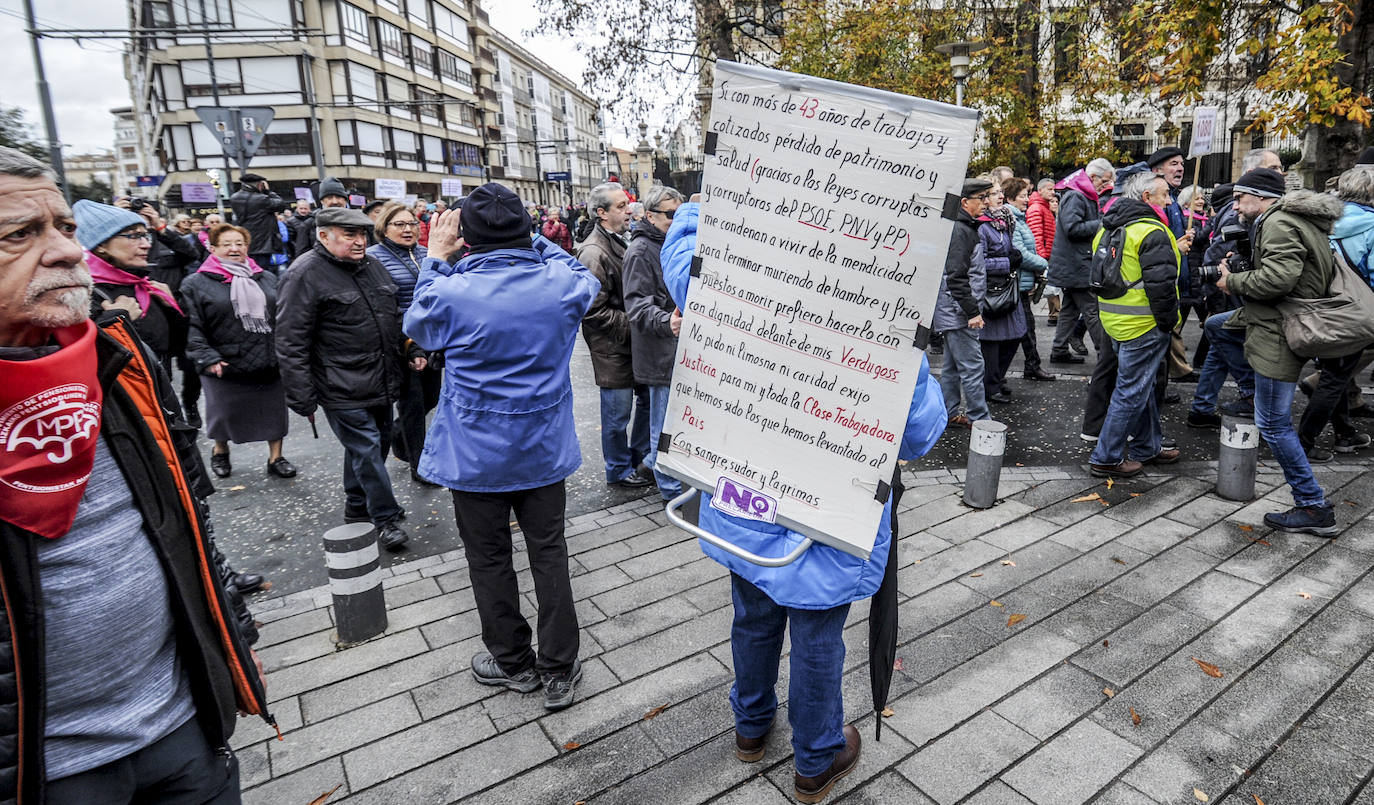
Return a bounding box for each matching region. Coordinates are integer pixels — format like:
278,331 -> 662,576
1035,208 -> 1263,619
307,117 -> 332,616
645,384 -> 684,500
938,326 -> 988,420
729,573 -> 850,777
1092,328 -> 1169,466
1191,310 -> 1255,415
324,406 -> 403,525
599,385 -> 650,482
1254,374 -> 1328,508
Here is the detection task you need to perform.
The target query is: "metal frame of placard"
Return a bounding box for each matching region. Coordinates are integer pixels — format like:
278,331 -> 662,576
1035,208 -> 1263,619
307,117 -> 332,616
663,489 -> 814,567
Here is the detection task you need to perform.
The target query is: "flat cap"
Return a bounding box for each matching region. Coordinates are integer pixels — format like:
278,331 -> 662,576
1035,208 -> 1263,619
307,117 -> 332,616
315,207 -> 373,229
961,177 -> 993,198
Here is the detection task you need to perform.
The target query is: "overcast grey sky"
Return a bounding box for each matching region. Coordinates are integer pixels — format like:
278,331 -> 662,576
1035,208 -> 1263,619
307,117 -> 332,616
0,1 -> 608,155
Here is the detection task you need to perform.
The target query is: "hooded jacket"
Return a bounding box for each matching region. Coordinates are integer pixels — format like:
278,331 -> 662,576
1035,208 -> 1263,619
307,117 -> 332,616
1095,197 -> 1182,339
1331,201 -> 1374,289
575,224 -> 635,388
930,208 -> 986,333
1025,191 -> 1055,260
1226,190 -> 1345,381
404,236 -> 600,492
658,208 -> 947,608
1047,169 -> 1104,289
622,219 -> 676,386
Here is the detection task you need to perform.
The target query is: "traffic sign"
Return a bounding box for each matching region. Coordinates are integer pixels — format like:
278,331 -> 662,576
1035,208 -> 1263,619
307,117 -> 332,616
195,106 -> 276,167
545,171 -> 572,182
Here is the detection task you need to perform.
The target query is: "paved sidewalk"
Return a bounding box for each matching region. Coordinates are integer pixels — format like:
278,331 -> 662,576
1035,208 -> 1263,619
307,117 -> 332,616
236,458 -> 1374,805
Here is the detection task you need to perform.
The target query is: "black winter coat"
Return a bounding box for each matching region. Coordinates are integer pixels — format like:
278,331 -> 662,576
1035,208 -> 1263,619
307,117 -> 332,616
147,228 -> 199,294
288,212 -> 316,259
229,185 -> 285,255
181,269 -> 281,379
275,243 -> 417,414
623,221 -> 675,386
1047,188 -> 1102,289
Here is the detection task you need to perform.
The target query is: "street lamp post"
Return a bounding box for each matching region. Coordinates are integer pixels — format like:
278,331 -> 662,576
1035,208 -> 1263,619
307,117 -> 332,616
935,40 -> 987,107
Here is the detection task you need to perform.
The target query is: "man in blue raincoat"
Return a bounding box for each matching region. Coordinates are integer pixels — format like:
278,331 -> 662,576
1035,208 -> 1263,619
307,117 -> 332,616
660,202 -> 947,803
404,183 -> 601,712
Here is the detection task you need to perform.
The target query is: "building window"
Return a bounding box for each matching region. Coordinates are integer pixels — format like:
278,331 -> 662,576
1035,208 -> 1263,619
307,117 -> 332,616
259,126 -> 312,156
1053,23 -> 1079,84
1113,123 -> 1149,163
377,0 -> 401,13
341,3 -> 371,48
453,102 -> 477,128
409,0 -> 430,27
433,5 -> 466,48
377,20 -> 405,60
413,87 -> 441,121
410,36 -> 434,77
436,50 -> 473,90
173,0 -> 231,25
446,141 -> 483,176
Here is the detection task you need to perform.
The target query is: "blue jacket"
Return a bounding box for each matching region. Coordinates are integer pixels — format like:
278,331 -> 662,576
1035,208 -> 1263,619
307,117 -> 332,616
660,203 -> 948,609
1010,206 -> 1048,290
368,240 -> 428,313
1332,202 -> 1374,289
403,236 -> 601,492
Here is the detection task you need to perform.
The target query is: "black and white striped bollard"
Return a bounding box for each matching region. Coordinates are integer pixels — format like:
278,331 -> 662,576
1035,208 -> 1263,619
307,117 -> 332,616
1216,414 -> 1258,501
964,419 -> 1007,509
323,522 -> 388,644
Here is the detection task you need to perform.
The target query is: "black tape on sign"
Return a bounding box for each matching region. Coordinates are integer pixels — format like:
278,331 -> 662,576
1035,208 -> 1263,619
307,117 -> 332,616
704,132 -> 719,156
874,479 -> 892,502
941,193 -> 961,220
913,324 -> 931,350
690,255 -> 703,277
657,432 -> 673,453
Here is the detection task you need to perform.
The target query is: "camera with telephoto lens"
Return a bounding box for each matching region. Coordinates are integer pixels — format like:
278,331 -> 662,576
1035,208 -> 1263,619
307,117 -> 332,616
1197,223 -> 1252,284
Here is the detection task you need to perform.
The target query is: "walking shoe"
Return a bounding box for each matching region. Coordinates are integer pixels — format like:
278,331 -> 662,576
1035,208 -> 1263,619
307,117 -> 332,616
1068,336 -> 1089,356
411,471 -> 441,487
377,520 -> 410,551
1187,410 -> 1222,429
1172,371 -> 1201,383
1025,367 -> 1057,381
1219,397 -> 1254,417
1335,432 -> 1372,453
1162,391 -> 1181,404
795,724 -> 861,804
1298,378 -> 1315,397
1263,505 -> 1339,537
1079,432 -> 1099,443
1050,351 -> 1085,364
1349,404 -> 1374,419
988,391 -> 1012,404
1046,314 -> 1058,326
1090,459 -> 1143,478
1144,448 -> 1181,465
1161,436 -> 1177,450
267,457 -> 297,478
542,660 -> 583,711
471,652 -> 541,693
185,404 -> 202,430
736,721 -> 773,763
230,571 -> 265,594
947,415 -> 972,430
210,452 -> 231,478
343,505 -> 370,524
610,469 -> 654,489
1305,444 -> 1335,464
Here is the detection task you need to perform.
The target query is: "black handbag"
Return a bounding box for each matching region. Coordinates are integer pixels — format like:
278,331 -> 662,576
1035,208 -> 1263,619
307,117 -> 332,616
981,270 -> 1021,316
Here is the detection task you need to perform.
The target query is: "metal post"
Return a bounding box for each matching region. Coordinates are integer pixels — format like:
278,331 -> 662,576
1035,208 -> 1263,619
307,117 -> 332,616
964,419 -> 1007,509
201,0 -> 228,216
1216,414 -> 1258,501
302,54 -> 327,183
23,0 -> 68,202
323,523 -> 388,643
229,108 -> 248,185
955,79 -> 965,108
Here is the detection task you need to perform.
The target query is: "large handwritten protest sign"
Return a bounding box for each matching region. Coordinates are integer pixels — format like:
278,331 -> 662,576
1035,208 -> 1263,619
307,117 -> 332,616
655,61 -> 977,558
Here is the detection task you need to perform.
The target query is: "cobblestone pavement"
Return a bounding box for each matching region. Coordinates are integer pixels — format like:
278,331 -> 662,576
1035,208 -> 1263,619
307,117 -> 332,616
236,457 -> 1374,805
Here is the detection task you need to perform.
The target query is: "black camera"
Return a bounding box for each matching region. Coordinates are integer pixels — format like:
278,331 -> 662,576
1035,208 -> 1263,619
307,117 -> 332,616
1197,264 -> 1222,284
128,197 -> 148,212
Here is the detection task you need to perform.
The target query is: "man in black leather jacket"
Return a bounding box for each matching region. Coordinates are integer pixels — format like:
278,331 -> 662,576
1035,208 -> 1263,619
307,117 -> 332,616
229,173 -> 285,268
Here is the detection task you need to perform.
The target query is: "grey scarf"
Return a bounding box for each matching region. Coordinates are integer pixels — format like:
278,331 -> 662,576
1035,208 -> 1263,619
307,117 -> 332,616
218,259 -> 271,334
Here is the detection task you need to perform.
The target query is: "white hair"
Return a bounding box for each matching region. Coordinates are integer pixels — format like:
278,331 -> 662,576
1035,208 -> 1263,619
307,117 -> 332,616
1120,170 -> 1164,200
1087,158 -> 1116,179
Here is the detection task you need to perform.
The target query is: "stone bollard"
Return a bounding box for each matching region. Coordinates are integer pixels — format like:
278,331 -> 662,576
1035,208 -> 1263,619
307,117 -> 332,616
1217,414 -> 1259,502
323,522 -> 388,644
964,419 -> 1007,509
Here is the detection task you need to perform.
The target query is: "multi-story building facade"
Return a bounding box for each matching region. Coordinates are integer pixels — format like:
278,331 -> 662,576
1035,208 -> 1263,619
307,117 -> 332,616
124,0 -> 603,209
62,153 -> 118,190
111,106 -> 149,195
483,29 -> 604,208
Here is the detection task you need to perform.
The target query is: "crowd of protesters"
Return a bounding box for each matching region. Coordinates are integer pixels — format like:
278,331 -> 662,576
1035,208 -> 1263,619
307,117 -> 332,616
8,125 -> 1374,804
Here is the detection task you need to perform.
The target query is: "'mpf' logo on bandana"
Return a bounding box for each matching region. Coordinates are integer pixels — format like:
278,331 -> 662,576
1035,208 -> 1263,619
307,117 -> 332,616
1,384 -> 102,469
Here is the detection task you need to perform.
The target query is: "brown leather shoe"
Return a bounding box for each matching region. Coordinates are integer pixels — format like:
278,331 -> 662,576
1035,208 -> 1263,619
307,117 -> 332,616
735,725 -> 770,763
1089,459 -> 1143,478
794,724 -> 861,804
947,414 -> 972,430
1144,448 -> 1181,465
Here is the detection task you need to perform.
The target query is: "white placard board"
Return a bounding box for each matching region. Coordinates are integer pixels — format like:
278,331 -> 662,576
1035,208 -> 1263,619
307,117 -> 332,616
375,178 -> 407,199
1189,107 -> 1219,159
441,178 -> 465,197
655,61 -> 977,558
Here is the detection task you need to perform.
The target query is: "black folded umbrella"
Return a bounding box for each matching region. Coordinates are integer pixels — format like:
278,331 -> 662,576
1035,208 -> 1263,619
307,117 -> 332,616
869,466 -> 904,740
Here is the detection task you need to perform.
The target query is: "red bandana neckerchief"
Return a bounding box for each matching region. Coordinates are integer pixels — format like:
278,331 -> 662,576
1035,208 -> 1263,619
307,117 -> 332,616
0,320 -> 103,539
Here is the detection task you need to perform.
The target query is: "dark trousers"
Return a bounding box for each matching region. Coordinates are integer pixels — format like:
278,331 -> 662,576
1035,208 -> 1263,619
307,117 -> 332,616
1052,288 -> 1098,353
1016,293 -> 1042,371
45,717 -> 239,804
393,366 -> 443,466
1299,351 -> 1363,446
981,338 -> 1020,397
324,406 -> 403,525
177,355 -> 202,414
451,481 -> 578,676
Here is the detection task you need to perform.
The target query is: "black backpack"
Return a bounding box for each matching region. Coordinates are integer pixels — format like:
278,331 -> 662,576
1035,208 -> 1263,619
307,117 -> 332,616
1090,218 -> 1156,299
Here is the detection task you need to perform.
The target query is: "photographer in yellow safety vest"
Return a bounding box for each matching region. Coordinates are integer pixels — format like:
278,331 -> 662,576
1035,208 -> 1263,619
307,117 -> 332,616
1087,170 -> 1183,478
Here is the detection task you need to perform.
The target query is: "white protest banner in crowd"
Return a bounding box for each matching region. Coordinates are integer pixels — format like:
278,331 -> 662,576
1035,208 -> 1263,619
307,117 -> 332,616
655,61 -> 977,558
375,178 -> 407,199
1189,107 -> 1219,158
441,178 -> 464,197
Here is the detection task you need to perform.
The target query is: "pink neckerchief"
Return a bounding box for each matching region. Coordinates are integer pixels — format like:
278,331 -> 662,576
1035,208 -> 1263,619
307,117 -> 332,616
84,250 -> 182,315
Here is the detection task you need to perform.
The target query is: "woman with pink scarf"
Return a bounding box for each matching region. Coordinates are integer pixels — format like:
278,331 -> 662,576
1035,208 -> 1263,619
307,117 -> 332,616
180,224 -> 296,480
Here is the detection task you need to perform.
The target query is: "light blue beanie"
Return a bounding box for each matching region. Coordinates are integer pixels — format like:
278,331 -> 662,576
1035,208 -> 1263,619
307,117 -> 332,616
73,199 -> 147,250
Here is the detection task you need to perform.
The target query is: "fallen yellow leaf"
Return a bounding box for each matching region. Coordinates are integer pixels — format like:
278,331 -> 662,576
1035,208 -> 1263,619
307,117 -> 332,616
1194,788 -> 1209,802
1191,657 -> 1224,678
969,573 -> 984,578
1103,687 -> 1115,698
1298,591 -> 1312,600
307,786 -> 343,805
1238,524 -> 1254,532
228,485 -> 246,491
643,704 -> 668,720
1002,560 -> 1016,567
1007,613 -> 1027,627
1111,557 -> 1128,565
1253,795 -> 1265,805
1106,478 -> 1115,490
881,706 -> 895,717
563,741 -> 581,750
1130,706 -> 1141,726
989,600 -> 1004,607
1129,492 -> 1141,497
1072,492 -> 1103,503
